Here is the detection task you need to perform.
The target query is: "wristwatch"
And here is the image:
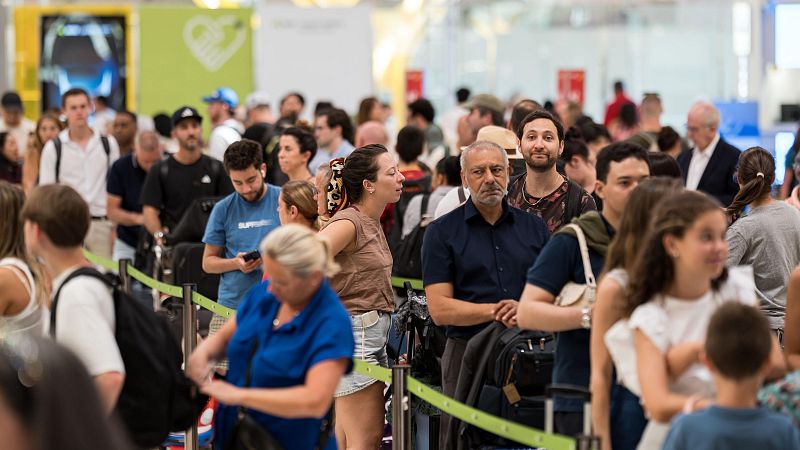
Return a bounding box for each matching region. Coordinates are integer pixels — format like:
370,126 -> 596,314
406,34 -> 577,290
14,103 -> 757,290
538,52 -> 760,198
580,305 -> 592,329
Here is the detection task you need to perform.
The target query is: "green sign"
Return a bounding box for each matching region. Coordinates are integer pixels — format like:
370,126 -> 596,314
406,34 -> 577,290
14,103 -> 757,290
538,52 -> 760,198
139,6 -> 253,136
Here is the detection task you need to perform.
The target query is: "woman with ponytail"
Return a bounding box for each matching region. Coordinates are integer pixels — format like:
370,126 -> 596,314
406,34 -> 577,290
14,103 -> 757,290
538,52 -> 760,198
725,146 -> 800,334
318,144 -> 405,449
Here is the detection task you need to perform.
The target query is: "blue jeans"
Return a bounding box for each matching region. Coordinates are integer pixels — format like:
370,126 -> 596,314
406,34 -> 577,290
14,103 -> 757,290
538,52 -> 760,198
610,383 -> 648,450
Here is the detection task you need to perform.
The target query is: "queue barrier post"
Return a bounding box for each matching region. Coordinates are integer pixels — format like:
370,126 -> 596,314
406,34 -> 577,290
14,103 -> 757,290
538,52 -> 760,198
182,283 -> 198,450
118,259 -> 132,295
392,364 -> 412,450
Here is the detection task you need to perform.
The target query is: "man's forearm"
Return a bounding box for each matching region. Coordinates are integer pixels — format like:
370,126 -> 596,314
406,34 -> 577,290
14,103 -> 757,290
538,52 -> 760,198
108,206 -> 143,227
428,295 -> 495,327
202,255 -> 239,274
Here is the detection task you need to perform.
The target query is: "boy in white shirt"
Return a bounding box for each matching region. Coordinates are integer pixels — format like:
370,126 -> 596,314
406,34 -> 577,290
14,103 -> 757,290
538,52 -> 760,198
22,184 -> 124,412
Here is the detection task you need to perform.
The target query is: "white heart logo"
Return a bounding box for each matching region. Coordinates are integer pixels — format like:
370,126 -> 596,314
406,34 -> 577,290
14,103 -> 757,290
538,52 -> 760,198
183,15 -> 246,72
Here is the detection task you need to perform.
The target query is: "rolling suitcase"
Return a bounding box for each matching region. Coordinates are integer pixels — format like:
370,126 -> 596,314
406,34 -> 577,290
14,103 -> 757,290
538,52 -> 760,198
544,384 -> 600,450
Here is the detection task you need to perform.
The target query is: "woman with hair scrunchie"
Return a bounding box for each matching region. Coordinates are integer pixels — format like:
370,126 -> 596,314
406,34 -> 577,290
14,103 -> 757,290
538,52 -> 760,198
725,147 -> 800,336
318,144 -> 405,449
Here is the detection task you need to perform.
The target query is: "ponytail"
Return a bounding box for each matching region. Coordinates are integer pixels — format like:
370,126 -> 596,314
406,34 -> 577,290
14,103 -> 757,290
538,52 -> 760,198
725,147 -> 774,216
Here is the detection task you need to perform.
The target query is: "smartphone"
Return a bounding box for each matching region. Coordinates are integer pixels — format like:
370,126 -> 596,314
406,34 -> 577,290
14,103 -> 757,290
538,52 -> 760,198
242,250 -> 261,262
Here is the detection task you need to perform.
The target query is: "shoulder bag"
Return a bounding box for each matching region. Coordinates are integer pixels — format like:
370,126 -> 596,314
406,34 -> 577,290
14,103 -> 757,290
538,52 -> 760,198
554,224 -> 596,307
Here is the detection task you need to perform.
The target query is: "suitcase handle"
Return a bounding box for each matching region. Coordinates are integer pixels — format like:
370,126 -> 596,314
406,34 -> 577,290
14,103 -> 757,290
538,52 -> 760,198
545,384 -> 592,402
544,384 -> 593,438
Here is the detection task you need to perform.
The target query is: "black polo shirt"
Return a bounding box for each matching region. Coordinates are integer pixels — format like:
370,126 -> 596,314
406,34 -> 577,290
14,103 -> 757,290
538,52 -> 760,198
107,154 -> 147,247
422,197 -> 549,339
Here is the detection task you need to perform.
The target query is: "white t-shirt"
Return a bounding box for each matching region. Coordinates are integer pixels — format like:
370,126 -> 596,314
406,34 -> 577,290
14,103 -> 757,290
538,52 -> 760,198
38,129 -> 120,216
0,117 -> 35,160
606,266 -> 756,398
208,118 -> 244,161
51,268 -> 124,377
433,185 -> 470,219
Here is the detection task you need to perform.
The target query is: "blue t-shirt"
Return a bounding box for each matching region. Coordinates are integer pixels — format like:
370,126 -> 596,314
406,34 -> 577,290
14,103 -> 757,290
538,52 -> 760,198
216,280 -> 355,450
525,216 -> 612,413
663,406 -> 800,450
422,198 -> 549,339
106,154 -> 148,247
202,186 -> 280,308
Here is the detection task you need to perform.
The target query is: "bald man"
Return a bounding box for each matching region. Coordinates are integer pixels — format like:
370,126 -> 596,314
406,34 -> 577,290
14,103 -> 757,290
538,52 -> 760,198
677,101 -> 740,206
107,130 -> 164,262
354,120 -> 389,148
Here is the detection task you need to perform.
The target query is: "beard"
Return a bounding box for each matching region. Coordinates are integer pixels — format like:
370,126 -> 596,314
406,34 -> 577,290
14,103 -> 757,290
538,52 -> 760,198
178,135 -> 200,151
474,184 -> 505,206
524,151 -> 558,173
240,182 -> 266,203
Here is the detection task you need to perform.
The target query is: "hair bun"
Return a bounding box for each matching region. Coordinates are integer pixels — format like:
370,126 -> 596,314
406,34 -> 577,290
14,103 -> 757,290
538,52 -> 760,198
294,120 -> 313,134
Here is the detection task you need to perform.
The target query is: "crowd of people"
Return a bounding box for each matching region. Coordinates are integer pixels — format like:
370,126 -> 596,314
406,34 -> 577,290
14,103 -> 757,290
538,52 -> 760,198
3,81 -> 800,450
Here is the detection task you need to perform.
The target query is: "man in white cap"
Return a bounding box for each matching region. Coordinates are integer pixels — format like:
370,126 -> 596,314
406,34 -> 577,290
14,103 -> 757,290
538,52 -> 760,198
244,91 -> 275,126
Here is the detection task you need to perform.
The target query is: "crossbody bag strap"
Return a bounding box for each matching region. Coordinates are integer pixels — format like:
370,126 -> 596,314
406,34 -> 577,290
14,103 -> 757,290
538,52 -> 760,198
238,340 -> 260,418
564,224 -> 596,287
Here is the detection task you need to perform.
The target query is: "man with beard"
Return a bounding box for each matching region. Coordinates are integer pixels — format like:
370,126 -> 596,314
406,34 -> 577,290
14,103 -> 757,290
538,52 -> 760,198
140,106 -> 233,239
422,141 -> 549,447
508,110 -> 596,233
201,139 -> 280,337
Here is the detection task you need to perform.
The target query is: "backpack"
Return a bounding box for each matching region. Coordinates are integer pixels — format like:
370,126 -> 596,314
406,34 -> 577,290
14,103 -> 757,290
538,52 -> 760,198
50,268 -> 205,447
54,136 -> 110,183
391,193 -> 431,280
466,327 -> 556,447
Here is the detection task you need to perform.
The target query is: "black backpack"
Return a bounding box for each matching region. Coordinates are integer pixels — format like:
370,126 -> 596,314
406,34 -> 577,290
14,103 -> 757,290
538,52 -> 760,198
391,193 -> 431,280
466,327 -> 556,447
50,268 -> 205,447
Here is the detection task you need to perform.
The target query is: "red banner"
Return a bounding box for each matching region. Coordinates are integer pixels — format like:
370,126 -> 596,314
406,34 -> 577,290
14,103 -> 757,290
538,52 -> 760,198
557,70 -> 585,105
406,70 -> 424,103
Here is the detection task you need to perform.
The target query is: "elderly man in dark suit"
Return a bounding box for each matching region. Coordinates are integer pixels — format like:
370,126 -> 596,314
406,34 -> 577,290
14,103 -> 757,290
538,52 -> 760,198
677,101 -> 740,206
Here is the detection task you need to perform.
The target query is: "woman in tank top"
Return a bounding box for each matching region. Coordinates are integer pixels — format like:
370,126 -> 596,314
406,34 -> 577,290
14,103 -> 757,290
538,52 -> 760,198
318,144 -> 405,450
0,181 -> 47,342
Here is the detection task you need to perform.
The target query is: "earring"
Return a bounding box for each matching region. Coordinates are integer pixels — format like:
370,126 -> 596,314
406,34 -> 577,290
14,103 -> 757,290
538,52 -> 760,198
369,190 -> 375,195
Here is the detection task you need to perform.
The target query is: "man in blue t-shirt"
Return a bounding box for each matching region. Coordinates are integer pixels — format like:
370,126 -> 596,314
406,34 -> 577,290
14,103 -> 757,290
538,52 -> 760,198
517,142 -> 650,437
202,139 -> 280,328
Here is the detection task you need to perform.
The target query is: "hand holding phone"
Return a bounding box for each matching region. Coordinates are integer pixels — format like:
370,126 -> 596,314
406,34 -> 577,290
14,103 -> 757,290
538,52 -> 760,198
242,250 -> 261,262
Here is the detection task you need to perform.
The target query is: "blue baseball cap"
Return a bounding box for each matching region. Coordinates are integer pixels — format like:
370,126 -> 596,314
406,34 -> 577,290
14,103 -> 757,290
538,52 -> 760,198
202,87 -> 238,109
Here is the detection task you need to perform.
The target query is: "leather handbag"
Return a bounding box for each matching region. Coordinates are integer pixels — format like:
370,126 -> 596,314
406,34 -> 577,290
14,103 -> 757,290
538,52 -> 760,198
224,340 -> 335,450
554,224 -> 597,307
225,342 -> 285,450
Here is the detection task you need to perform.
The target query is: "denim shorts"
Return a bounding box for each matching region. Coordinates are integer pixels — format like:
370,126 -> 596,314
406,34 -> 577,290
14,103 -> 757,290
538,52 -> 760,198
334,311 -> 391,397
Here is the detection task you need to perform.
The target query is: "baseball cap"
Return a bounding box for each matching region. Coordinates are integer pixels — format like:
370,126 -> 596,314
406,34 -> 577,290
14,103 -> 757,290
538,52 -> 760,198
464,125 -> 523,159
462,93 -> 504,115
1,92 -> 23,112
171,106 -> 203,126
245,91 -> 271,110
202,87 -> 238,109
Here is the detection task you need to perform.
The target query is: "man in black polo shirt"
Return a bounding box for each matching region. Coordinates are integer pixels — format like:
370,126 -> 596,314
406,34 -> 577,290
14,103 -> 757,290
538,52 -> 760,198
517,142 -> 650,437
422,140 -> 550,446
140,106 -> 233,242
107,130 -> 163,262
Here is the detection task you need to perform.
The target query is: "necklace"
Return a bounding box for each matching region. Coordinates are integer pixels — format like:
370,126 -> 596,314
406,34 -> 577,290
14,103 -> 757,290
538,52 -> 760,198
522,175 -> 562,208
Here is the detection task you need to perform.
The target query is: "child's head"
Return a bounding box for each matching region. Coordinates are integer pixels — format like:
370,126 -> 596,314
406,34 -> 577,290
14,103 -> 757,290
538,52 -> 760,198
705,302 -> 772,381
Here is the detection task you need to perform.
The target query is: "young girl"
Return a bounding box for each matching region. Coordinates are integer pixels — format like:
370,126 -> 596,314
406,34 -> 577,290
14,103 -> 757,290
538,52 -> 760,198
590,177 -> 683,450
21,113 -> 63,194
623,191 -> 783,448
